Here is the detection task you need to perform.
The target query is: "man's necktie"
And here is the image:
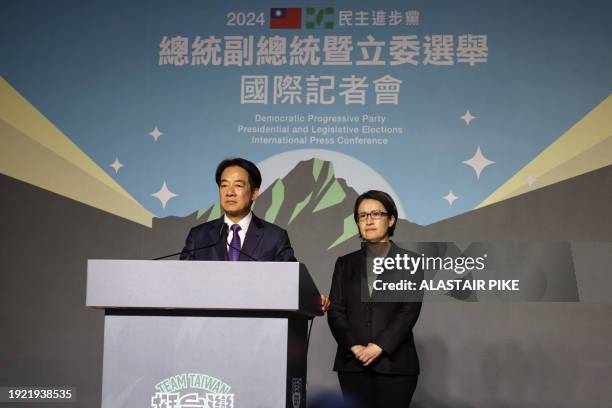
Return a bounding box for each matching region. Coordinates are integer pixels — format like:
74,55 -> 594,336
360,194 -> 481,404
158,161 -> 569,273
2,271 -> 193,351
228,224 -> 241,261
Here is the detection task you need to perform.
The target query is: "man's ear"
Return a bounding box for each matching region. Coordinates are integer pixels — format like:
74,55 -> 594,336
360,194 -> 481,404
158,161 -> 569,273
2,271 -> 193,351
251,188 -> 260,201
388,215 -> 396,229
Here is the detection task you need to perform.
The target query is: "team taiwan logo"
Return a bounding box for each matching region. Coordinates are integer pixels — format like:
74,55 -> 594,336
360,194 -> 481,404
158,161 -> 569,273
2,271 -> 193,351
151,373 -> 234,408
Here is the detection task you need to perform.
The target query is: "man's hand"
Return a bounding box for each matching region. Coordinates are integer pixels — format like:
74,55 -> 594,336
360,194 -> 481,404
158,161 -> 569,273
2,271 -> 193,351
320,294 -> 331,312
356,343 -> 383,366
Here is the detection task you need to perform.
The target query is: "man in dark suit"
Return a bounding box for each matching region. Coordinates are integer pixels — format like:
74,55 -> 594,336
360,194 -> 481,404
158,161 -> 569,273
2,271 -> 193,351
180,157 -> 329,310
180,157 -> 296,262
180,214 -> 296,261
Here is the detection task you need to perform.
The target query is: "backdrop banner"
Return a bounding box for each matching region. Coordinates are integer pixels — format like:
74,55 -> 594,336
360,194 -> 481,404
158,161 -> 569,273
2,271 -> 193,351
1,1 -> 611,407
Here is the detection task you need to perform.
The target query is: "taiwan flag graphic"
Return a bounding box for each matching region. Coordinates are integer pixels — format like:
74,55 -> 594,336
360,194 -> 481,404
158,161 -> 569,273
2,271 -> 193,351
270,8 -> 302,29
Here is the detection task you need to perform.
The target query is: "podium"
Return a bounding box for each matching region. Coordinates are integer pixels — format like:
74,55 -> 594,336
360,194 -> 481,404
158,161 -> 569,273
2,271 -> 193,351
86,260 -> 322,408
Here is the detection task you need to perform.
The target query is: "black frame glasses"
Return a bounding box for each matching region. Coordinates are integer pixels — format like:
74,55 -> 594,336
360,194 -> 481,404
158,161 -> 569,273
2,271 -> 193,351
357,210 -> 388,221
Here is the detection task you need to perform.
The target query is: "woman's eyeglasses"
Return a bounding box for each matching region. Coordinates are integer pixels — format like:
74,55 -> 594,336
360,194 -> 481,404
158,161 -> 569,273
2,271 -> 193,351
357,211 -> 388,221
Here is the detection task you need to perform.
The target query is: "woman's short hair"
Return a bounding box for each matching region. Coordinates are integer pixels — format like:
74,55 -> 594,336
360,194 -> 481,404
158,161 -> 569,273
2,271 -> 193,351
353,190 -> 398,237
215,158 -> 262,190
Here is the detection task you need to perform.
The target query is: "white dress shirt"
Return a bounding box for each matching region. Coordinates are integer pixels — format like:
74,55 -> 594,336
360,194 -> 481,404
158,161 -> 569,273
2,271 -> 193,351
224,211 -> 252,250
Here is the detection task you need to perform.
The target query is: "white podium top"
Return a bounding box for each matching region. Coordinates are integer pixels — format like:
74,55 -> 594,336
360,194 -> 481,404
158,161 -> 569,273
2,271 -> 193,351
86,260 -> 320,315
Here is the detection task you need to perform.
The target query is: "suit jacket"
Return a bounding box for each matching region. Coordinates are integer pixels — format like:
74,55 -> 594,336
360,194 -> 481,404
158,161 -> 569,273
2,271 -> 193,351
179,213 -> 297,262
327,242 -> 423,375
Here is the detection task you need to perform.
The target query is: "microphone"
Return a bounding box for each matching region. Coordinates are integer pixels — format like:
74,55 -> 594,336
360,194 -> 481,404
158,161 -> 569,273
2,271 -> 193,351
153,223 -> 228,260
226,238 -> 259,261
218,222 -> 229,242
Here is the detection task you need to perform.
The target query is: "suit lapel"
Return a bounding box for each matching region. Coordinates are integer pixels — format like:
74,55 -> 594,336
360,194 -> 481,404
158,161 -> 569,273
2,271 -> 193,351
239,213 -> 264,261
358,244 -> 370,300
365,241 -> 398,302
372,242 -> 406,301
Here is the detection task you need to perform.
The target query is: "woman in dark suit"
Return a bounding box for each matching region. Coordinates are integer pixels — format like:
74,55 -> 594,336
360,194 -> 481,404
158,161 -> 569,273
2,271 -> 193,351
328,190 -> 423,408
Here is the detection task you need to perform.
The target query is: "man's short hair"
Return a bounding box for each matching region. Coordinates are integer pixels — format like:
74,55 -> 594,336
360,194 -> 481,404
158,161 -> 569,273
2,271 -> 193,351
215,158 -> 262,190
353,190 -> 398,237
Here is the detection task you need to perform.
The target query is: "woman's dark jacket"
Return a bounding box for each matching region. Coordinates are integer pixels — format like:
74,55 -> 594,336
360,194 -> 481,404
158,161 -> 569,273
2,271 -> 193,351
327,242 -> 423,374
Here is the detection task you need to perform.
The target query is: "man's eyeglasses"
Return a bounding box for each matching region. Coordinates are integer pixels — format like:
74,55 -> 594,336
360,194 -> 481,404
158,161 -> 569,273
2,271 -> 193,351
357,210 -> 388,221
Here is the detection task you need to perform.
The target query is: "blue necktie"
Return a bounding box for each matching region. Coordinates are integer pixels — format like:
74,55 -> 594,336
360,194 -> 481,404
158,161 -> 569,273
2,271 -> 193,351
228,224 -> 241,261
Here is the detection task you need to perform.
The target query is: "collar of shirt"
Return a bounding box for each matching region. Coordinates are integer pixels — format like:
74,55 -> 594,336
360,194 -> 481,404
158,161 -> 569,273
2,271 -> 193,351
224,211 -> 252,249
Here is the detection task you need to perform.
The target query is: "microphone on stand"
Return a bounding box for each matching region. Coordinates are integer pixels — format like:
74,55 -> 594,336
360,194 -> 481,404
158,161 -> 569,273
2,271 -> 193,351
153,223 -> 228,260
225,237 -> 259,261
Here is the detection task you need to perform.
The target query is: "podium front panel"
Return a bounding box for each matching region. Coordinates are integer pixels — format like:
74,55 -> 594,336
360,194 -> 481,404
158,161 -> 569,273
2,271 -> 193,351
101,314 -> 294,408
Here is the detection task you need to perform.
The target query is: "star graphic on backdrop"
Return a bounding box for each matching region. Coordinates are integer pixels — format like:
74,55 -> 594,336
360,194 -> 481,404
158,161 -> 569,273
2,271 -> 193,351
443,190 -> 459,206
463,146 -> 495,179
151,181 -> 178,209
149,126 -> 163,141
526,175 -> 537,186
461,110 -> 476,125
109,157 -> 124,174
